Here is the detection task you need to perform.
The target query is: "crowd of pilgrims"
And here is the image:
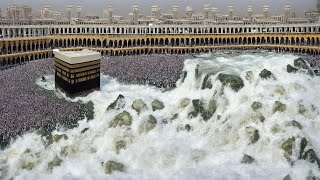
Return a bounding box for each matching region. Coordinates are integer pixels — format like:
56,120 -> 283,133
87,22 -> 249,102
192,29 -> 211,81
0,55 -> 189,148
101,55 -> 190,88
300,55 -> 320,70
0,60 -> 86,148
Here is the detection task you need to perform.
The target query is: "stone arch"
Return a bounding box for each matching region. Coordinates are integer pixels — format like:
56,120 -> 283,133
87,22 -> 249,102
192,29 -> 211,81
291,37 -> 295,45
159,38 -> 164,46
280,37 -> 284,44
125,39 -> 130,47
196,38 -> 200,46
118,40 -> 123,48
181,38 -> 185,46
165,38 -> 169,46
285,37 -> 289,45
109,40 -> 113,47
137,39 -> 141,46
170,38 -> 175,46
301,37 -> 305,45
82,38 -> 86,46
296,37 -> 300,45
97,39 -> 102,47
175,38 -> 180,46
71,39 -> 75,47
252,37 -> 256,44
75,38 -> 79,46
155,38 -> 158,46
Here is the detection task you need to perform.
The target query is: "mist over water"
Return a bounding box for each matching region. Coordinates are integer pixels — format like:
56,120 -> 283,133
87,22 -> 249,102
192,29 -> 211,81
1,52 -> 320,179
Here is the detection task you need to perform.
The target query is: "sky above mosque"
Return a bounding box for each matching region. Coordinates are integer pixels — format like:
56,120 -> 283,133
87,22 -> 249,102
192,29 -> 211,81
0,0 -> 315,17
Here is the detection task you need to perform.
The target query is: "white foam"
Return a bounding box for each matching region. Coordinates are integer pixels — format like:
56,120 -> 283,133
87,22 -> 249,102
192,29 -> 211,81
1,52 -> 320,179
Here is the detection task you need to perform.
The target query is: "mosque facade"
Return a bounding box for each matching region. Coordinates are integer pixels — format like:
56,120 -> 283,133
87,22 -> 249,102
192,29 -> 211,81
0,2 -> 319,68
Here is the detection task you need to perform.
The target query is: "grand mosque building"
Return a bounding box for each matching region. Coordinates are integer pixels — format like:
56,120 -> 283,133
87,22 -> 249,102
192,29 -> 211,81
0,1 -> 320,67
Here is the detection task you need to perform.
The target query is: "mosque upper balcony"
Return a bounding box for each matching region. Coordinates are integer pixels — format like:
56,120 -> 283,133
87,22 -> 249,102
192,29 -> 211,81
0,23 -> 319,40
0,23 -> 319,29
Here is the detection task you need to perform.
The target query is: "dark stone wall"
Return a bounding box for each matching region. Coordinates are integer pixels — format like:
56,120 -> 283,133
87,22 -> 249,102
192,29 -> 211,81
55,74 -> 100,97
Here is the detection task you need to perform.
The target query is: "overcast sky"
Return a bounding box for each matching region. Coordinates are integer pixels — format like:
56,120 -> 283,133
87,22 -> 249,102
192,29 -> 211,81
0,0 -> 316,17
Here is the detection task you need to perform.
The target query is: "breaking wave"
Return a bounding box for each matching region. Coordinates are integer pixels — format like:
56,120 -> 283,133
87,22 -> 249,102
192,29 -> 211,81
1,52 -> 320,180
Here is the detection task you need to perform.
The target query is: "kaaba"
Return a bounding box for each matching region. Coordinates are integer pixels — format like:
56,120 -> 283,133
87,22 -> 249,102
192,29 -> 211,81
53,49 -> 101,97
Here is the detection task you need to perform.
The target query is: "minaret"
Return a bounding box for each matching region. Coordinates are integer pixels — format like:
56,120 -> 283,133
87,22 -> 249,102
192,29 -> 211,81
284,5 -> 291,23
247,5 -> 253,23
263,5 -> 270,18
317,0 -> 320,13
151,6 -> 156,17
151,5 -> 161,19
76,6 -> 82,18
15,7 -> 20,22
106,6 -> 113,23
132,5 -> 139,24
172,6 -> 179,19
228,5 -> 234,21
186,6 -> 193,19
248,0 -> 253,20
103,6 -> 107,19
203,4 -> 210,19
66,4 -> 73,21
212,7 -> 218,21
247,6 -> 253,18
43,5 -> 50,19
247,0 -> 253,17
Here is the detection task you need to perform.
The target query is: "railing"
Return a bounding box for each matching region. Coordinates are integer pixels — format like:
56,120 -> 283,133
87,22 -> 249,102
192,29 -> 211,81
0,23 -> 320,39
0,23 -> 320,28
